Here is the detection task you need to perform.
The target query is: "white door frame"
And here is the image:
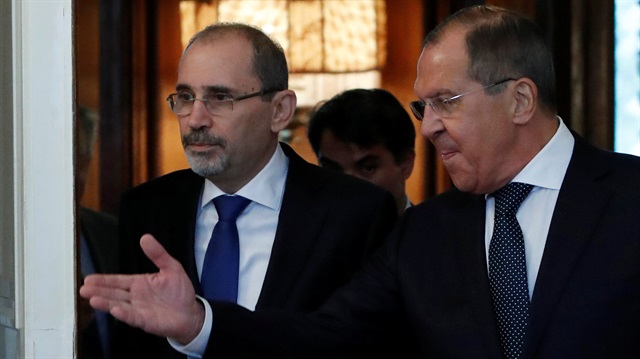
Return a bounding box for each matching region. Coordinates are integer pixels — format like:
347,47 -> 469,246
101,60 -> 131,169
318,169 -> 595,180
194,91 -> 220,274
9,0 -> 76,357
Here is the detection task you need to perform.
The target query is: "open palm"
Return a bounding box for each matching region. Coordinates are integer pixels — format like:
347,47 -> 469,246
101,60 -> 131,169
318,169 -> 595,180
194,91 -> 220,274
80,234 -> 204,344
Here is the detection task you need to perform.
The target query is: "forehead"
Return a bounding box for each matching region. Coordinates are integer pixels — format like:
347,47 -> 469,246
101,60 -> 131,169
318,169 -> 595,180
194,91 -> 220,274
177,34 -> 259,90
414,28 -> 470,97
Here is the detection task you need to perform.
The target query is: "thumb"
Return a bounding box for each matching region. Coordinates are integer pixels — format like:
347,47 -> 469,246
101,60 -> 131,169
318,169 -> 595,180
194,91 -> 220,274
140,234 -> 182,272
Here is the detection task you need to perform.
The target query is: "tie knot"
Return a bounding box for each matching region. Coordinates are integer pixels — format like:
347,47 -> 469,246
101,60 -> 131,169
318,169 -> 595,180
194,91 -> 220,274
492,182 -> 533,216
213,195 -> 251,221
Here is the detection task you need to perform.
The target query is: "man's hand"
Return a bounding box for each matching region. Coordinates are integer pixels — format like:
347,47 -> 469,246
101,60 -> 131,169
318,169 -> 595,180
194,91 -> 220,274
79,234 -> 205,344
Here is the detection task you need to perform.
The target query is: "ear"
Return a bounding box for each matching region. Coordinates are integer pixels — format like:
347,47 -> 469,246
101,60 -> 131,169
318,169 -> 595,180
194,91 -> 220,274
399,150 -> 416,180
270,90 -> 297,133
512,78 -> 537,125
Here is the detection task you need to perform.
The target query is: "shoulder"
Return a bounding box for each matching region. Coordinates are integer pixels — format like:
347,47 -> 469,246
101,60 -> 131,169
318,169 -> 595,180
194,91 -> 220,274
409,187 -> 482,218
80,207 -> 118,224
122,169 -> 202,200
570,133 -> 640,193
79,206 -> 118,229
389,188 -> 484,246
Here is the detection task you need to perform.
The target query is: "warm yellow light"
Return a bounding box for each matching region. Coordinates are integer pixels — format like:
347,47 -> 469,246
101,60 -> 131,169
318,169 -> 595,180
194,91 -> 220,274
179,0 -> 386,73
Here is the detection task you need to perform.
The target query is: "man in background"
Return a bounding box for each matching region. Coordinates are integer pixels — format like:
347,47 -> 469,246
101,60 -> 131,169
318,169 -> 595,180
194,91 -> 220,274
75,106 -> 118,359
307,88 -> 416,214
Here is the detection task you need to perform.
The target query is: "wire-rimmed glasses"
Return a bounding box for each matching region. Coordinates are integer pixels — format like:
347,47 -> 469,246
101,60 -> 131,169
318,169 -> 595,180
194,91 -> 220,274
166,89 -> 280,116
409,78 -> 517,121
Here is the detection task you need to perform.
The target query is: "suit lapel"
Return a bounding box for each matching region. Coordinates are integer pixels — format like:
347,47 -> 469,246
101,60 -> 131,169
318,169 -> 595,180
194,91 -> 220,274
522,135 -> 611,357
454,191 -> 505,357
256,146 -> 330,309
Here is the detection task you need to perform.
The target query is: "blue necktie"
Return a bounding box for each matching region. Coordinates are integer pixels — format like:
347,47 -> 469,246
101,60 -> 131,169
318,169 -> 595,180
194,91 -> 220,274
201,195 -> 251,302
489,182 -> 534,359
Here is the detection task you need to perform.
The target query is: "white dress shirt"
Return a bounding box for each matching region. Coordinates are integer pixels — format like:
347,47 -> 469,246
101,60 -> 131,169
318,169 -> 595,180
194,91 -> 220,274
195,144 -> 288,310
484,118 -> 574,299
170,144 -> 288,357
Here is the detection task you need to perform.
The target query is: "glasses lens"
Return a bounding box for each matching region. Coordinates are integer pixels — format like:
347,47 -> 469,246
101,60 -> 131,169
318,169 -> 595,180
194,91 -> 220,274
409,101 -> 425,121
204,98 -> 234,116
432,99 -> 448,116
428,98 -> 456,117
168,94 -> 194,115
167,95 -> 176,110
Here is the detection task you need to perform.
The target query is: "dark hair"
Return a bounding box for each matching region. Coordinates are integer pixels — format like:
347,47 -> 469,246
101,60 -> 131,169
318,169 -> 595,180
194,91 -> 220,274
307,89 -> 416,164
186,22 -> 288,99
424,5 -> 556,114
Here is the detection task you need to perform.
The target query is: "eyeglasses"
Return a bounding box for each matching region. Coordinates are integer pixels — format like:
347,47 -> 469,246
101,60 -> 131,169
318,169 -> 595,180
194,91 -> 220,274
409,78 -> 516,121
166,89 -> 280,116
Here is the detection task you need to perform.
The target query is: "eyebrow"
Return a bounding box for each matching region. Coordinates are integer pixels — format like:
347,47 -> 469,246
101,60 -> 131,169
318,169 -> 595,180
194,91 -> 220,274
174,84 -> 234,94
424,88 -> 457,100
319,153 -> 381,168
355,154 -> 381,166
175,83 -> 192,92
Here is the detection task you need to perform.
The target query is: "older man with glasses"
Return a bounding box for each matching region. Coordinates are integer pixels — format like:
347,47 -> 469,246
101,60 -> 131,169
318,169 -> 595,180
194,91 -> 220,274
101,22 -> 405,358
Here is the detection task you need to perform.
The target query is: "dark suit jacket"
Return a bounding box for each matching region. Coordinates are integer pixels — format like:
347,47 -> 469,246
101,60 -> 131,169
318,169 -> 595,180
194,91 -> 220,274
111,144 -> 401,358
208,133 -> 640,358
80,207 -> 119,274
79,207 -> 118,359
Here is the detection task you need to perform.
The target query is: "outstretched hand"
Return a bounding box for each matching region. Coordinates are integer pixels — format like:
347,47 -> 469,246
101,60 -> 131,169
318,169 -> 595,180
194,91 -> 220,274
79,234 -> 205,344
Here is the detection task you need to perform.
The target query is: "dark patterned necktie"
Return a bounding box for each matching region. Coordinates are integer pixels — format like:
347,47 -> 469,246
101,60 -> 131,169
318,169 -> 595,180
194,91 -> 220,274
489,182 -> 534,359
200,195 -> 251,302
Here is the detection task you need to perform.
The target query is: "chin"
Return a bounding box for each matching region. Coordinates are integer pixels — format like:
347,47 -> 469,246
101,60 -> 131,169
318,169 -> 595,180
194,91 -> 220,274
187,154 -> 228,178
450,176 -> 480,194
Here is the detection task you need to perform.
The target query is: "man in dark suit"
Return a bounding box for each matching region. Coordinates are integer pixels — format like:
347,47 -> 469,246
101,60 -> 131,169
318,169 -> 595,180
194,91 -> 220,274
82,5 -> 640,358
105,22 -> 399,358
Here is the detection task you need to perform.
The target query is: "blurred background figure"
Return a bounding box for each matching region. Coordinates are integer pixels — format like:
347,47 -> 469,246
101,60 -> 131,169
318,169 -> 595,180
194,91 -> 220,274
307,88 -> 416,214
75,106 -> 118,359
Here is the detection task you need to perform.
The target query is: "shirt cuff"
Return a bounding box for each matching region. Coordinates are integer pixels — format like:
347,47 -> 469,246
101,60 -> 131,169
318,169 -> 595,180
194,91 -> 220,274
167,295 -> 213,358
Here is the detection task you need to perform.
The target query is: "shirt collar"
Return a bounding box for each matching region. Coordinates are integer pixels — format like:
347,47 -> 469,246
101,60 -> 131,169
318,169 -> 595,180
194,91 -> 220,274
200,144 -> 289,211
511,116 -> 574,191
403,194 -> 412,211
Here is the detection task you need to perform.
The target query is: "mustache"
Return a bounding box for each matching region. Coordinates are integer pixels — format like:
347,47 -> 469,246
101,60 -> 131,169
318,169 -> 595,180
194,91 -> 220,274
182,130 -> 226,148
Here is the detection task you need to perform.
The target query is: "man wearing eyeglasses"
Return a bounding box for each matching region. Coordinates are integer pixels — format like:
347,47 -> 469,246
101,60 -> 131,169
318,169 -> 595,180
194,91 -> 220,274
105,22 -> 400,358
83,5 -> 640,358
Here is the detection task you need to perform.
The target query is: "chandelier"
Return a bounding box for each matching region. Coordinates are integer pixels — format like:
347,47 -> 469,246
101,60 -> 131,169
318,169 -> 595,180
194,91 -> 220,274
179,0 -> 387,74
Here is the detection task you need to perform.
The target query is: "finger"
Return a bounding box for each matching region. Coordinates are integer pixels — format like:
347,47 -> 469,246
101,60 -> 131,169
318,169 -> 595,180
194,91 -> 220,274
88,295 -> 128,314
89,296 -> 141,328
80,283 -> 131,302
83,273 -> 135,288
140,234 -> 183,273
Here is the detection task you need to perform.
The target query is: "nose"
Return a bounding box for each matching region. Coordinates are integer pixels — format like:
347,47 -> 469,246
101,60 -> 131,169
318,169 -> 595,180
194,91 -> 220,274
185,99 -> 212,129
420,105 -> 445,140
